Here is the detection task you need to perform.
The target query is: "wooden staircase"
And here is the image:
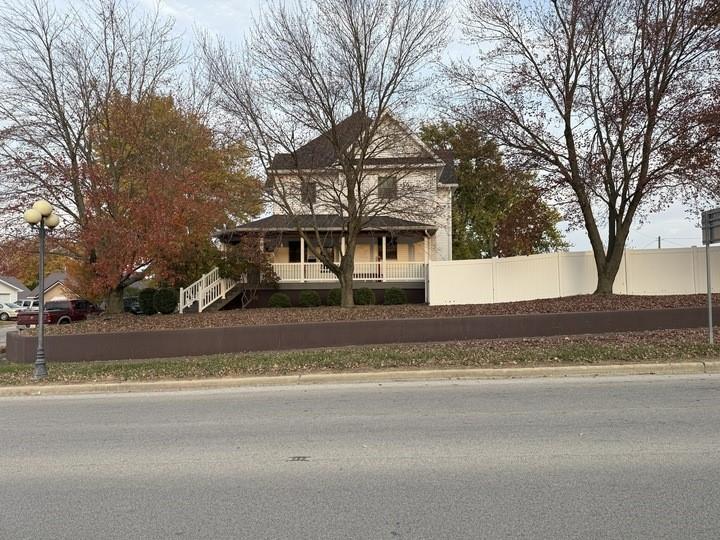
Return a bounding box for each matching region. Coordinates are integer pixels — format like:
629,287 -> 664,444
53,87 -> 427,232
179,267 -> 237,314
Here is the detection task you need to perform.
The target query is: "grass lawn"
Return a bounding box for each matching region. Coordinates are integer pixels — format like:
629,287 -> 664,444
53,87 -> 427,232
1,328 -> 718,386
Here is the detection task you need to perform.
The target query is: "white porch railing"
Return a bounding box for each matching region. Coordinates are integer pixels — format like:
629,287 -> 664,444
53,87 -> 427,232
180,262 -> 426,312
271,262 -> 426,283
384,262 -> 426,281
179,267 -> 236,313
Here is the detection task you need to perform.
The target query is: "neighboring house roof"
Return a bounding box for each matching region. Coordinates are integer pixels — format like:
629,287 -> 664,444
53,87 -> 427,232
217,214 -> 436,240
30,271 -> 68,296
270,113 -> 457,185
0,275 -> 31,298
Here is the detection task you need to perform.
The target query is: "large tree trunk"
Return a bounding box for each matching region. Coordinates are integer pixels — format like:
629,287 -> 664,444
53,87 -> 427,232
340,280 -> 354,307
339,247 -> 355,307
105,287 -> 124,314
593,236 -> 628,295
594,266 -> 616,295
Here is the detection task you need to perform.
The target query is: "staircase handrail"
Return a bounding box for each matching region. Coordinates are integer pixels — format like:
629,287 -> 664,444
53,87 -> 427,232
179,267 -> 236,313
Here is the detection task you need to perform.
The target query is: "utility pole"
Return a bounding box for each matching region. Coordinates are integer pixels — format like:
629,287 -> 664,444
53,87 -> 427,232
701,209 -> 720,345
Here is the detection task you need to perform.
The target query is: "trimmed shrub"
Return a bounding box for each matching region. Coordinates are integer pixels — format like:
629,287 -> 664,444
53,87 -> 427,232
298,290 -> 322,308
326,288 -> 342,306
138,287 -> 157,315
353,287 -> 376,306
383,287 -> 407,305
268,292 -> 291,308
154,288 -> 179,314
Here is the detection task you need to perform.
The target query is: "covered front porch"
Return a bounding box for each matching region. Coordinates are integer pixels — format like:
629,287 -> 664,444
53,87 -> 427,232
218,214 -> 435,284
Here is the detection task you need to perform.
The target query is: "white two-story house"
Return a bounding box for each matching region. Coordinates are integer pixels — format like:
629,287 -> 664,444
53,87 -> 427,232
181,113 -> 456,311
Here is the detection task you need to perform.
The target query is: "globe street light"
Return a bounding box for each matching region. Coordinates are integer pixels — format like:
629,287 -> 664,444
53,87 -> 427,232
23,200 -> 60,380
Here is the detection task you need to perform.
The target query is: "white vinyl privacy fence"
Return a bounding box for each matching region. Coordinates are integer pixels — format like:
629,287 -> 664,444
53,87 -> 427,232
428,247 -> 720,306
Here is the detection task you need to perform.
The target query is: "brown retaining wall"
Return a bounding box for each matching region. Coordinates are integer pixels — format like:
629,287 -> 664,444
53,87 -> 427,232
6,306 -> 719,364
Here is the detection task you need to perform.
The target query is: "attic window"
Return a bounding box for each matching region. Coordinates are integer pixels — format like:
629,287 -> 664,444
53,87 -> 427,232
301,179 -> 316,204
378,176 -> 397,199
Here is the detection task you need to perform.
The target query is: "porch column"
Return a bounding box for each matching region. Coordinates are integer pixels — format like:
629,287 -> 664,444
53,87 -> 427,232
424,235 -> 429,303
382,235 -> 387,282
300,236 -> 305,283
341,235 -> 346,256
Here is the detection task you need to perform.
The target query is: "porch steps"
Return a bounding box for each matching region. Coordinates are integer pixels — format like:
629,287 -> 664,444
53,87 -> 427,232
179,267 -> 236,314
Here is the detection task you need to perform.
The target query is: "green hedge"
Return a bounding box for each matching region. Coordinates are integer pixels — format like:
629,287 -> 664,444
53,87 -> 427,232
154,288 -> 179,314
268,292 -> 291,308
298,290 -> 322,307
383,287 -> 407,305
353,287 -> 376,305
138,287 -> 157,315
327,288 -> 342,306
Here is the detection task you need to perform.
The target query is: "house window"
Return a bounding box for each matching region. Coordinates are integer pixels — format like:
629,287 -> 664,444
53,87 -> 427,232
377,237 -> 398,260
301,180 -> 316,204
377,176 -> 397,199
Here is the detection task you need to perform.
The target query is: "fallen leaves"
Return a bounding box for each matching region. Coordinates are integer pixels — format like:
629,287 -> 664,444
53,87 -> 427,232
26,293 -> 720,336
1,326 -> 719,387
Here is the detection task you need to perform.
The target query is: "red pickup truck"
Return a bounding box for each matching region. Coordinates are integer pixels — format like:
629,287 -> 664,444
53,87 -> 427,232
16,299 -> 101,328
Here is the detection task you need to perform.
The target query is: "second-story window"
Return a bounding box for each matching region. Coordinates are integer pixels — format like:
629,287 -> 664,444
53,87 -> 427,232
377,176 -> 398,200
301,179 -> 316,204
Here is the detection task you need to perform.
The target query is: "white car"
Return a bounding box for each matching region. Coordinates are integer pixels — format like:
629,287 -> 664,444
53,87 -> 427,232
0,302 -> 21,321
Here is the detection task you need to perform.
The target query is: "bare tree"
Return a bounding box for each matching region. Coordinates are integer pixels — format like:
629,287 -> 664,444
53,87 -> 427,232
200,0 -> 449,306
453,0 -> 720,293
0,0 -> 182,241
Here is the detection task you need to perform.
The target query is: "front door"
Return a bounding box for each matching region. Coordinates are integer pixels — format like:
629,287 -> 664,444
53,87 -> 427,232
288,241 -> 301,263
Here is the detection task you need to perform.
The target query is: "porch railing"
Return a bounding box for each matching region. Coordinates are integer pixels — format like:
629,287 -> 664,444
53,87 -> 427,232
271,261 -> 426,282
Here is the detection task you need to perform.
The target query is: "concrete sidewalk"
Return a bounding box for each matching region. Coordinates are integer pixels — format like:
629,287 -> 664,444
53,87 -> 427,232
1,360 -> 718,397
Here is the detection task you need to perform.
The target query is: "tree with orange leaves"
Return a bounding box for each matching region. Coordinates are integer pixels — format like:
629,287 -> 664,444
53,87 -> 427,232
0,237 -> 70,290
71,93 -> 262,312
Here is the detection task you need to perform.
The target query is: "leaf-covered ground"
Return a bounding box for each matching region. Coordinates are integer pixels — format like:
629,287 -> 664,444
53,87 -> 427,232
1,327 -> 718,386
25,293 -> 720,336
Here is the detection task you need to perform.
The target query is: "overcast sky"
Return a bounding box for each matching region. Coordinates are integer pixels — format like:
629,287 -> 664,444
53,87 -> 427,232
144,0 -> 709,252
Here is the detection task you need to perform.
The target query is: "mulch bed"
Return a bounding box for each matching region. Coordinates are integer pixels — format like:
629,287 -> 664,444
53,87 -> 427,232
28,293 -> 720,336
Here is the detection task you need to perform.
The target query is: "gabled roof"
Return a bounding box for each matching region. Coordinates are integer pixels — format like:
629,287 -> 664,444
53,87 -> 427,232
269,112 -> 457,184
0,275 -> 31,298
30,271 -> 68,296
270,112 -> 369,170
435,149 -> 457,185
217,214 -> 436,240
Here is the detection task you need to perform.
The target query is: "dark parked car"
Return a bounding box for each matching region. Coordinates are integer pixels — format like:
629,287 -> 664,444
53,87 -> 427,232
123,297 -> 142,315
16,299 -> 101,328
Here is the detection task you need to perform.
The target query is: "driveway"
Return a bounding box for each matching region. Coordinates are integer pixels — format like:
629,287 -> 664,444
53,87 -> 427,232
0,322 -> 15,347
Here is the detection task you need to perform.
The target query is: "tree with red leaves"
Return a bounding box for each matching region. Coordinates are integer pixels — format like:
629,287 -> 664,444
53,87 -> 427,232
69,94 -> 262,312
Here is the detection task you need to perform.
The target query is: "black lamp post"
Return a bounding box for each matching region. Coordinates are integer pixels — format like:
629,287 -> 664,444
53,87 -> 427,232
23,200 -> 60,380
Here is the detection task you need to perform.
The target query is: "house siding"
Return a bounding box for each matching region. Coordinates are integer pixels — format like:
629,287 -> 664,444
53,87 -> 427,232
0,282 -> 18,303
432,185 -> 453,261
44,283 -> 78,301
267,116 -> 453,262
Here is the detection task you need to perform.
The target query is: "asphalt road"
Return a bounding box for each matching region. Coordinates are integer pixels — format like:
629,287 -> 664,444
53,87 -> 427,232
1,375 -> 719,539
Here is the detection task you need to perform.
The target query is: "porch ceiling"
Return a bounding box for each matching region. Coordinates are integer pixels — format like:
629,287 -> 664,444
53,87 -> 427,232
216,214 -> 436,241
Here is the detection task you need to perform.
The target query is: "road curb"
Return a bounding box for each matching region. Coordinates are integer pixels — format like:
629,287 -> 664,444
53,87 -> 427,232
0,361 -> 716,397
